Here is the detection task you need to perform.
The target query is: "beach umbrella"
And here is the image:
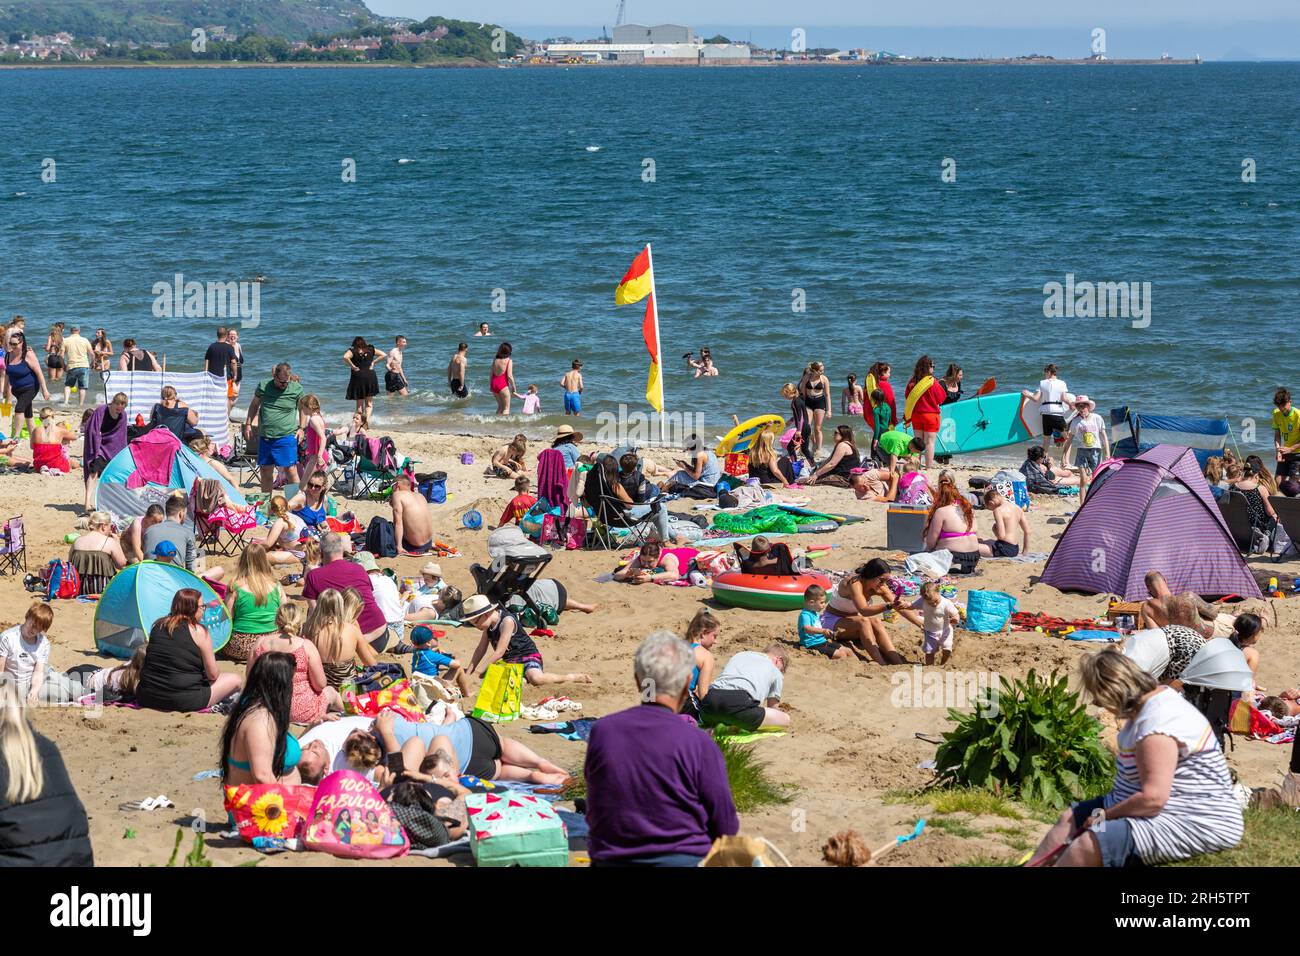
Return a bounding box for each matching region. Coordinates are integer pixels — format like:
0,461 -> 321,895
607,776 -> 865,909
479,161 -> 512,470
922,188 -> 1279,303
1120,629 -> 1170,678
1180,638 -> 1254,693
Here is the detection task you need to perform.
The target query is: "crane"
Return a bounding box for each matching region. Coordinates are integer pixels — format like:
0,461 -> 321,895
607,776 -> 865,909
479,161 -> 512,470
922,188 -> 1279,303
614,0 -> 626,26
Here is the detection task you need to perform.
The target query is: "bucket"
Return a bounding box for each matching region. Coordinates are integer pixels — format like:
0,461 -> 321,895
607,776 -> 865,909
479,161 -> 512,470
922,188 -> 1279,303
462,510 -> 483,530
460,453 -> 474,465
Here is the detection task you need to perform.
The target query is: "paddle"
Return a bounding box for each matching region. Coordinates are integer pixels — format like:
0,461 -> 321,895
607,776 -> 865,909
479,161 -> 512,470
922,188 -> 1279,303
975,377 -> 997,396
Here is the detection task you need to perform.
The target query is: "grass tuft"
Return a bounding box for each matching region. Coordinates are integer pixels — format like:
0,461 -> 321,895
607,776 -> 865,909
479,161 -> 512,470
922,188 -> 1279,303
929,789 -> 1021,819
715,736 -> 797,812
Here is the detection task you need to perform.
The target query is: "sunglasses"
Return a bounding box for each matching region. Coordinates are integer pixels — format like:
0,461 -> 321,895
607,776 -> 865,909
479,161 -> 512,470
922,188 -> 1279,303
309,483 -> 324,490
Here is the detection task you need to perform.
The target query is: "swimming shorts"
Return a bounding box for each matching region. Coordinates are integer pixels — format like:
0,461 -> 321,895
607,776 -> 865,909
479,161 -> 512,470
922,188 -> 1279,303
804,393 -> 828,412
257,433 -> 299,468
847,403 -> 863,416
448,378 -> 469,399
911,411 -> 941,434
699,688 -> 765,732
46,355 -> 64,370
65,367 -> 89,389
465,716 -> 502,779
949,549 -> 980,575
402,538 -> 433,555
385,370 -> 408,393
990,540 -> 1020,558
510,652 -> 544,673
1041,414 -> 1068,437
564,391 -> 581,415
807,640 -> 844,659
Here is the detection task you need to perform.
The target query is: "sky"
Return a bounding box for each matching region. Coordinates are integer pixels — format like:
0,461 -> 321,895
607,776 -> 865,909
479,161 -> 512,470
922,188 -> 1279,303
370,1 -> 1300,58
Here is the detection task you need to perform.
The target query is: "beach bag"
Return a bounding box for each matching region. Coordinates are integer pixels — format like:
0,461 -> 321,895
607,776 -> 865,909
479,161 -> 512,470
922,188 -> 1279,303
417,471 -> 448,504
965,590 -> 1018,633
348,662 -> 407,694
723,452 -> 750,478
539,513 -> 586,550
41,559 -> 80,601
471,661 -> 524,723
344,678 -> 424,722
466,792 -> 568,867
410,672 -> 458,709
224,783 -> 316,845
904,549 -> 952,578
992,469 -> 1031,512
363,515 -> 398,558
1228,699 -> 1283,739
701,835 -> 790,867
304,770 -> 409,859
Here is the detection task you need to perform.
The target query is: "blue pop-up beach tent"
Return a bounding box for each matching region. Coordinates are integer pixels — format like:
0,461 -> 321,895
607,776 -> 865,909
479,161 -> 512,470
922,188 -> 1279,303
93,561 -> 231,659
94,428 -> 246,517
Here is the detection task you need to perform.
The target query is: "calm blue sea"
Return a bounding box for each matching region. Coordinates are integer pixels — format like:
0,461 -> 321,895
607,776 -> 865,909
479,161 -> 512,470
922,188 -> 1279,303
1,63 -> 1298,446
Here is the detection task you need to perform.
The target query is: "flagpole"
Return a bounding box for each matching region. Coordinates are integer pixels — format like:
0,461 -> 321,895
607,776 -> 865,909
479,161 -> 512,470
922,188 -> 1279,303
645,243 -> 666,445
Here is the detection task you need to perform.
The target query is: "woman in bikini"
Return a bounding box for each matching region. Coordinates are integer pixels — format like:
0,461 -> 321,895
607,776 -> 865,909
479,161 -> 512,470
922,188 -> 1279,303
823,558 -> 908,665
289,475 -> 331,531
799,361 -> 831,456
923,483 -> 981,575
304,588 -> 379,690
805,424 -> 861,488
842,374 -> 864,416
489,343 -> 519,415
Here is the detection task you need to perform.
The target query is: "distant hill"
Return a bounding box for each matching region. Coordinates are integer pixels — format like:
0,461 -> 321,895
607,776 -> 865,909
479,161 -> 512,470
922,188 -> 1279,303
0,0 -> 377,43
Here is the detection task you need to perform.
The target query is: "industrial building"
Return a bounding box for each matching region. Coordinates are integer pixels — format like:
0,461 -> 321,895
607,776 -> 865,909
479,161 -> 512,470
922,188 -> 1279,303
543,24 -> 751,65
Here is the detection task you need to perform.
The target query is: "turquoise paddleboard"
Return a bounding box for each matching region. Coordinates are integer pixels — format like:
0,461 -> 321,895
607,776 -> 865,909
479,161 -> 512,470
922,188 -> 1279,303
935,392 -> 1043,455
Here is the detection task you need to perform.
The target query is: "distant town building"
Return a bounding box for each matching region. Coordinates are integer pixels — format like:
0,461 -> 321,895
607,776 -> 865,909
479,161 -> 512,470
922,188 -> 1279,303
612,23 -> 695,44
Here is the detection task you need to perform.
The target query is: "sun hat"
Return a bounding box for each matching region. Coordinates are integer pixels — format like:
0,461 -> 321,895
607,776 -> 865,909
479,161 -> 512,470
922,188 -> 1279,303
460,594 -> 497,621
152,540 -> 179,560
353,551 -> 379,572
410,624 -> 436,646
420,562 -> 443,577
553,424 -> 583,443
1072,395 -> 1096,413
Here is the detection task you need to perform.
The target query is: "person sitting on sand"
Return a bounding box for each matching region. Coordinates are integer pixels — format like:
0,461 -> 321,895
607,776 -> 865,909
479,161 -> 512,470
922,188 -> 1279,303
374,708 -> 570,787
304,588 -> 380,689
391,473 -> 434,554
804,424 -> 861,488
1228,614 -> 1264,690
978,488 -> 1031,558
488,434 -> 529,481
684,610 -> 721,714
822,558 -> 908,665
699,645 -> 791,732
852,466 -> 900,502
497,474 -> 537,527
67,511 -> 127,595
406,624 -> 471,698
924,484 -> 981,575
222,544 -> 287,663
1020,445 -> 1079,494
746,429 -> 794,486
123,504 -> 164,564
250,601 -> 345,724
136,588 -> 243,713
1030,648 -> 1242,867
302,532 -> 389,649
288,474 -> 331,530
614,540 -> 698,585
659,433 -> 723,495
798,584 -> 852,661
897,466 -> 933,507
245,495 -> 306,566
219,652 -> 301,787
585,630 -> 739,866
29,407 -> 78,474
462,594 -> 591,688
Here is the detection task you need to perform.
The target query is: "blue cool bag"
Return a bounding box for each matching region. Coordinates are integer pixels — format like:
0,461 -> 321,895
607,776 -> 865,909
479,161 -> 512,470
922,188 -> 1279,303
965,590 -> 1018,633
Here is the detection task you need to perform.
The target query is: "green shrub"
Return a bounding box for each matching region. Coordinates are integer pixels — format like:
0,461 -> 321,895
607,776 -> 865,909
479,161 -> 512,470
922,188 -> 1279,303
715,736 -> 796,812
934,669 -> 1113,809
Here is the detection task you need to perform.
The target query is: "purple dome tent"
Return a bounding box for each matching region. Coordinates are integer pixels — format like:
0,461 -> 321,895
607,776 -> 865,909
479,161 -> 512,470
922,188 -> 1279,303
1039,444 -> 1261,601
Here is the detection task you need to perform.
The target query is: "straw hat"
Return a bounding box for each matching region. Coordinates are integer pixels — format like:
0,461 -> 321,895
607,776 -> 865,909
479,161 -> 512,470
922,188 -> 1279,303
461,594 -> 497,621
553,424 -> 583,443
420,562 -> 443,578
1072,395 -> 1096,414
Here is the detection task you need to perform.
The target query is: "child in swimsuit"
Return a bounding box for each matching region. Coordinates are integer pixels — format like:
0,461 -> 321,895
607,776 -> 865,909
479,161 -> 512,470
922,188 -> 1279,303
561,360 -> 583,416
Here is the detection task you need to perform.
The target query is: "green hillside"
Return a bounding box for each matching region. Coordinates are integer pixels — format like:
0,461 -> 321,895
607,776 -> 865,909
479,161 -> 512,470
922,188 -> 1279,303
0,0 -> 376,43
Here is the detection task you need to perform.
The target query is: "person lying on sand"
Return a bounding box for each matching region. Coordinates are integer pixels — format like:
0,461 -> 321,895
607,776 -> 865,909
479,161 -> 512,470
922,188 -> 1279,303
852,467 -> 899,502
1138,570 -> 1239,638
614,540 -> 697,585
977,488 -> 1030,558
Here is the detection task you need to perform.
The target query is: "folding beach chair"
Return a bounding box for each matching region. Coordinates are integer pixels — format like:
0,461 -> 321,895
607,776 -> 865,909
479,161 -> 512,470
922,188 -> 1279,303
1217,490 -> 1256,554
1270,496 -> 1300,561
580,464 -> 661,551
189,478 -> 248,557
223,416 -> 260,487
470,553 -> 553,620
350,435 -> 416,500
0,516 -> 26,575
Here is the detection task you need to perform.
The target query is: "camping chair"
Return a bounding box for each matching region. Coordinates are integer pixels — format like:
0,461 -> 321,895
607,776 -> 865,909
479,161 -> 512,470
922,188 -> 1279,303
581,465 -> 662,551
1217,490 -> 1256,554
224,415 -> 260,487
470,553 -> 553,621
350,436 -> 416,500
189,478 -> 247,557
0,516 -> 26,575
1270,496 -> 1300,561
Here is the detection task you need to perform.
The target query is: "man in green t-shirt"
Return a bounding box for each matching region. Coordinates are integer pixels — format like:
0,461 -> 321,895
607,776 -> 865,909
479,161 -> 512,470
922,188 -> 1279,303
245,362 -> 305,492
1274,387 -> 1300,482
877,428 -> 920,471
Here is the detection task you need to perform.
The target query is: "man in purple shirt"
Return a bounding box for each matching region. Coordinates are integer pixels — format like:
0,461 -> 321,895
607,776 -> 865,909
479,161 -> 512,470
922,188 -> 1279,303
585,630 -> 739,866
301,532 -> 390,651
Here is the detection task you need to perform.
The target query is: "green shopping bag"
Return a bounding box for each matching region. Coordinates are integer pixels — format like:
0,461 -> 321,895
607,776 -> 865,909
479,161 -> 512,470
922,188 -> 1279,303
471,661 -> 524,723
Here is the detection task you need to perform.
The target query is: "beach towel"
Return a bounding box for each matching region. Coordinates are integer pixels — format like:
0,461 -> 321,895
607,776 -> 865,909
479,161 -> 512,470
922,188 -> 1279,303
224,783 -> 316,844
528,718 -> 599,742
125,428 -> 181,489
1062,629 -> 1121,642
713,727 -> 787,744
536,449 -> 569,515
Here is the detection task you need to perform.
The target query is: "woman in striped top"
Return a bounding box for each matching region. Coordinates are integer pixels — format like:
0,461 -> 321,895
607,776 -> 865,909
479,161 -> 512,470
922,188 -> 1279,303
1032,649 -> 1243,866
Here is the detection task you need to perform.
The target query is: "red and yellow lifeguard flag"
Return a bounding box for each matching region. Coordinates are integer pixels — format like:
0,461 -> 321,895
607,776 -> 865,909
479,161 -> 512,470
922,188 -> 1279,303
642,293 -> 663,412
615,244 -> 664,414
614,246 -> 653,305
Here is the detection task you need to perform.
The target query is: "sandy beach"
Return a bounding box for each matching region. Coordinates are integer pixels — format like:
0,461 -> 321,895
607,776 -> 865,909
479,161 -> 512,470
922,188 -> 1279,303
4,423 -> 1294,868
